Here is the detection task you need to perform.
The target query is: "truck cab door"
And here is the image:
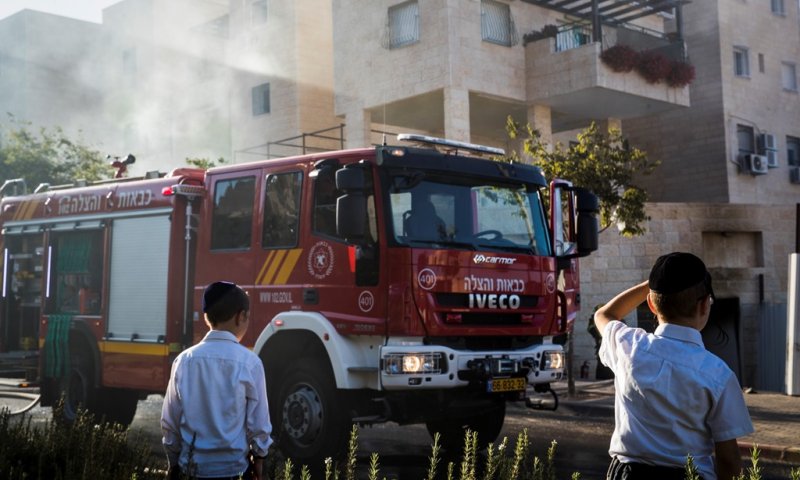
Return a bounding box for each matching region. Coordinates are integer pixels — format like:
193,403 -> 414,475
195,171 -> 259,343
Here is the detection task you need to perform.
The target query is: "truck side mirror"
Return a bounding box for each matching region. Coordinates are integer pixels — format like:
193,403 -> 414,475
335,164 -> 369,242
574,188 -> 599,257
336,166 -> 366,191
336,193 -> 367,241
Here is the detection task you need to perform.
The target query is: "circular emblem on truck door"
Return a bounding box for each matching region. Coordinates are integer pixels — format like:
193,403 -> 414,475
417,268 -> 437,291
307,241 -> 335,279
358,291 -> 375,312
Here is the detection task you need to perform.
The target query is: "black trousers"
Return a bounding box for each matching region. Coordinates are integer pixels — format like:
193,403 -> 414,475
607,456 -> 693,480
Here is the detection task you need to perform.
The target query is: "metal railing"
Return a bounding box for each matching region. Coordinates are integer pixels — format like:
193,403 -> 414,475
236,124 -> 346,161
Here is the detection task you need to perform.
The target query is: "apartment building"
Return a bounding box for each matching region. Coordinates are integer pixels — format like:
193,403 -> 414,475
0,0 -> 339,173
600,0 -> 800,391
0,11 -> 104,142
332,0 -> 800,390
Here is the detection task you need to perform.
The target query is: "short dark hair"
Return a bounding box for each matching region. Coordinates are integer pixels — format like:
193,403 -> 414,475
203,282 -> 249,325
650,282 -> 710,321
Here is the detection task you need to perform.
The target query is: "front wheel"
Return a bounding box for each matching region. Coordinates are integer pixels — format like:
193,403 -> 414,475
274,358 -> 350,469
425,400 -> 506,452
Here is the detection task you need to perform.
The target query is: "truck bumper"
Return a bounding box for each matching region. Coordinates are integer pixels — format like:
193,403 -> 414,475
379,342 -> 564,390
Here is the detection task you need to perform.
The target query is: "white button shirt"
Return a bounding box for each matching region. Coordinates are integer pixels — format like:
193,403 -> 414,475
161,330 -> 272,478
600,321 -> 754,480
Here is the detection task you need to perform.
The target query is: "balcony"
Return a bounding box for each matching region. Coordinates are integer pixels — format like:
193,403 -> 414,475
525,24 -> 690,132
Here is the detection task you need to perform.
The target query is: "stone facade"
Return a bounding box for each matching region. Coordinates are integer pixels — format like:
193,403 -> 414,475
577,203 -> 797,389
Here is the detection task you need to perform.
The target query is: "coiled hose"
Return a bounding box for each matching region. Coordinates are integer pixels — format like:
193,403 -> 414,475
0,388 -> 41,415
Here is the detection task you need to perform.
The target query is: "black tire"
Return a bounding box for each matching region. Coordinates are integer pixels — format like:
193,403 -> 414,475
62,354 -> 96,422
273,358 -> 350,469
425,400 -> 506,453
95,388 -> 139,426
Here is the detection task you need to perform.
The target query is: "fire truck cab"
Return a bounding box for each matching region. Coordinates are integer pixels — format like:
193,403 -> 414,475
0,135 -> 598,466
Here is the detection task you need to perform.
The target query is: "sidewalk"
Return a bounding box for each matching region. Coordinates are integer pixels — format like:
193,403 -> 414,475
554,380 -> 800,464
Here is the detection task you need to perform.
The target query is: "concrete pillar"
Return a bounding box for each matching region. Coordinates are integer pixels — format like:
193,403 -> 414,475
597,117 -> 622,134
444,87 -> 470,143
345,106 -> 372,148
527,104 -> 553,148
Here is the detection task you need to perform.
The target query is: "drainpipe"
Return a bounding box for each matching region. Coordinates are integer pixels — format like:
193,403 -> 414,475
592,0 -> 602,43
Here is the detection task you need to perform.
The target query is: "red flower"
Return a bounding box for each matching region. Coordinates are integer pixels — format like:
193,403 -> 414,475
636,50 -> 672,84
666,60 -> 696,87
600,45 -> 640,73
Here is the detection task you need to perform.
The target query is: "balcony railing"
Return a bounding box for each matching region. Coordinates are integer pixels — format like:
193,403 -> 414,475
548,22 -> 685,62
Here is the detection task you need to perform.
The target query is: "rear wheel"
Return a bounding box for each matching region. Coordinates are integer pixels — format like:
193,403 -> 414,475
62,355 -> 95,422
425,400 -> 506,453
95,388 -> 139,425
274,358 -> 350,469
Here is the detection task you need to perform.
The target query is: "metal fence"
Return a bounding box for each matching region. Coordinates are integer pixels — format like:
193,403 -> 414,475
758,303 -> 788,392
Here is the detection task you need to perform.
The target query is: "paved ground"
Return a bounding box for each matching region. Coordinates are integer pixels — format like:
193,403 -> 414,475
1,378 -> 798,478
556,379 -> 800,464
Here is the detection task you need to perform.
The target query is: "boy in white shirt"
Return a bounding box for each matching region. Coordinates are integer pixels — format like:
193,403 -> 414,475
594,252 -> 753,480
162,281 -> 272,480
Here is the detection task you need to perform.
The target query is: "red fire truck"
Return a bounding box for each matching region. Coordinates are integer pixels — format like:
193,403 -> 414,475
0,135 -> 597,465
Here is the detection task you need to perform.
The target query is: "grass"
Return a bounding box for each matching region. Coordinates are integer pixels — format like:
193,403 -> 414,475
1,408 -> 798,480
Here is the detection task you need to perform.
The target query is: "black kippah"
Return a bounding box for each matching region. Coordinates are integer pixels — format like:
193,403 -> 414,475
203,281 -> 237,313
649,252 -> 713,296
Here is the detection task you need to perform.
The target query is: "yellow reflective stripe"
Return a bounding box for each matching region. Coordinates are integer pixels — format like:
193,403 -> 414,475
273,248 -> 302,285
22,199 -> 39,220
256,250 -> 276,284
12,201 -> 28,221
261,249 -> 287,285
99,341 -> 170,356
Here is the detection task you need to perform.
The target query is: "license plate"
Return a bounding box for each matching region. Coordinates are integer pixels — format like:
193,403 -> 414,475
487,377 -> 526,393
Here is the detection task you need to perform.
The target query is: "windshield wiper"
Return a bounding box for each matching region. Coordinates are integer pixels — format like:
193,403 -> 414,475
406,239 -> 478,250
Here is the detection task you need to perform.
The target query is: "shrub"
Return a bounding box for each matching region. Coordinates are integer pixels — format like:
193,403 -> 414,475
600,45 -> 640,73
636,50 -> 672,84
0,401 -> 161,479
666,60 -> 696,87
523,24 -> 559,46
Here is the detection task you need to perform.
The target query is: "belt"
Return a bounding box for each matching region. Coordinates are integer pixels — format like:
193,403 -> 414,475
607,456 -> 692,480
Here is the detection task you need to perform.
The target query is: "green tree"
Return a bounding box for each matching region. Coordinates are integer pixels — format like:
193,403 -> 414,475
505,117 -> 659,237
0,119 -> 112,193
185,157 -> 227,170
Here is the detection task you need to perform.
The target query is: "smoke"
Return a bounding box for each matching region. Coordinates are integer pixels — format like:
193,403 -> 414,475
0,0 -> 323,177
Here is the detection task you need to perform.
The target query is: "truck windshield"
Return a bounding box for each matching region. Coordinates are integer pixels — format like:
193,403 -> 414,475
388,175 -> 552,256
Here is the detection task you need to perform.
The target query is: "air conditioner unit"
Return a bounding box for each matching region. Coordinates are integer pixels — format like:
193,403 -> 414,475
766,149 -> 779,168
790,167 -> 800,184
757,133 -> 778,152
743,154 -> 769,175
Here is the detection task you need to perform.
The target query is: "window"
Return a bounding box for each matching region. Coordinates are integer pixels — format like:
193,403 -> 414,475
252,0 -> 268,25
211,176 -> 256,250
782,62 -> 798,91
313,170 -> 341,238
771,0 -> 785,15
788,136 -> 800,166
733,47 -> 749,77
262,172 -> 302,248
737,124 -> 755,156
386,1 -> 419,49
758,53 -> 765,73
481,0 -> 517,46
252,83 -> 270,115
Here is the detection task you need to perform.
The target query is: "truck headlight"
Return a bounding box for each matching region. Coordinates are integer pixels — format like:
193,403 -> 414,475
384,353 -> 444,375
542,351 -> 564,370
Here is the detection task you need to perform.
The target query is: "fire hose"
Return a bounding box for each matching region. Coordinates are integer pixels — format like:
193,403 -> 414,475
0,388 -> 41,416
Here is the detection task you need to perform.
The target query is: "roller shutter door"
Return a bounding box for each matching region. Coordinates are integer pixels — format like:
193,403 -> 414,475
107,215 -> 170,341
